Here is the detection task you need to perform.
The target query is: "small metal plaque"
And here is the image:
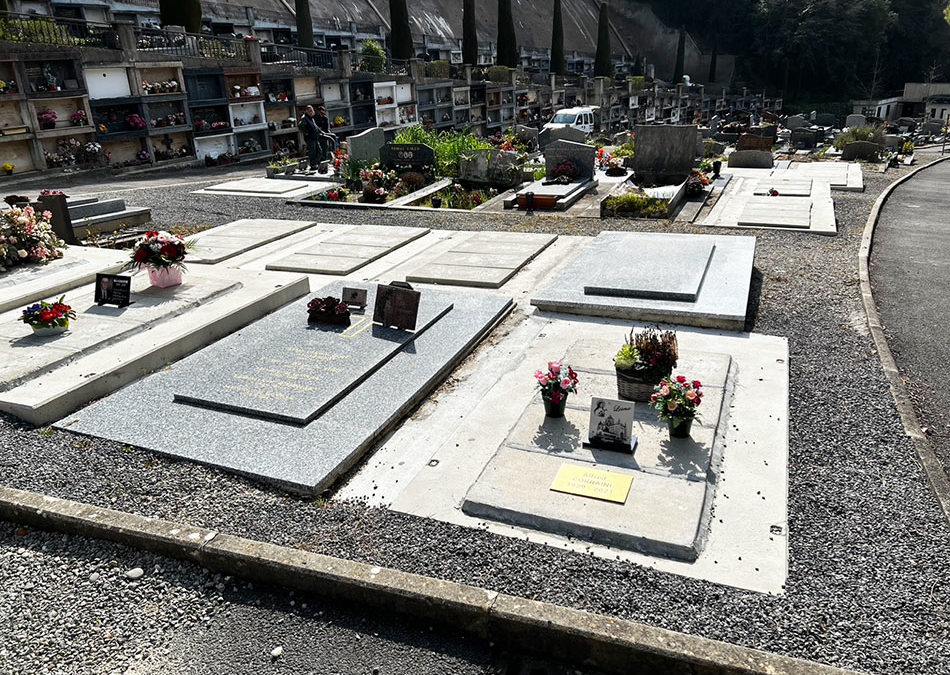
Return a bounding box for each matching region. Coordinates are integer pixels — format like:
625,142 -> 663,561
372,282 -> 420,331
94,273 -> 132,308
341,286 -> 367,308
550,465 -> 633,504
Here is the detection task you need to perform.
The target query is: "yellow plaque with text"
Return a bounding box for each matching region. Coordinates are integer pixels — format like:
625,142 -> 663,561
549,464 -> 633,504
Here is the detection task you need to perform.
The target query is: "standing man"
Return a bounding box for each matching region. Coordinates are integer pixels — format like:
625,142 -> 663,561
298,104 -> 321,168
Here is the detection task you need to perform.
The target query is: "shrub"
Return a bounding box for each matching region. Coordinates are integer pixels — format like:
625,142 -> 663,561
426,60 -> 450,79
834,125 -> 884,151
360,39 -> 386,73
902,141 -> 914,155
603,191 -> 669,218
612,139 -> 636,158
392,125 -> 492,177
486,66 -> 511,84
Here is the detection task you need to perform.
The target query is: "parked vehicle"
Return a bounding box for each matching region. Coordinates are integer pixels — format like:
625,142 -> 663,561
542,106 -> 598,136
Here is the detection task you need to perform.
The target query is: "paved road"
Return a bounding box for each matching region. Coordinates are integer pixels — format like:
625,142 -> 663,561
1,522 -> 589,675
870,156 -> 950,478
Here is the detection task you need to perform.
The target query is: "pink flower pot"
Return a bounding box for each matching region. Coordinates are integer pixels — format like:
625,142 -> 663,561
148,266 -> 183,288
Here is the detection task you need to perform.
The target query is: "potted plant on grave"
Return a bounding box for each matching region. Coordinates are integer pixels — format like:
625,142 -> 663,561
1,162 -> 13,176
123,230 -> 191,288
650,376 -> 703,439
614,327 -> 678,402
307,295 -> 351,326
265,160 -> 281,178
69,109 -> 87,127
534,361 -> 579,418
20,296 -> 76,336
0,203 -> 65,272
37,108 -> 58,130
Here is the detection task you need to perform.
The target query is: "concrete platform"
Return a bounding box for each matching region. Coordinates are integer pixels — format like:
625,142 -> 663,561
0,246 -> 128,314
265,225 -> 430,275
462,348 -> 732,562
405,231 -> 558,289
188,218 -> 320,264
193,177 -> 320,199
1,267 -> 309,425
341,314 -> 789,593
530,232 -> 755,330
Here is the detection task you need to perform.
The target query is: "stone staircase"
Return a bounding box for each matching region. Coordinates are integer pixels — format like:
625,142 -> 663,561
67,196 -> 152,237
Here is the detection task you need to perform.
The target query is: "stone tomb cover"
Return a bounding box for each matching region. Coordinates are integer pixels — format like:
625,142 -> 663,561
583,239 -> 715,302
173,289 -> 452,425
58,281 -> 514,495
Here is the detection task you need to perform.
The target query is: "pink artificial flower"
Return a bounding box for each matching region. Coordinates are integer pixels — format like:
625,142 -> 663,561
659,386 -> 670,397
667,400 -> 678,411
538,375 -> 549,386
548,361 -> 561,375
560,377 -> 572,390
686,390 -> 697,401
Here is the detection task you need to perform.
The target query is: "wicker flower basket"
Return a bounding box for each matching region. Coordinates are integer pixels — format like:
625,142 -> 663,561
615,367 -> 666,402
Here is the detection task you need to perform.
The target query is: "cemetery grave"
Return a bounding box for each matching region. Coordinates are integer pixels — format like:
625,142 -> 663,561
58,281 -> 515,495
505,139 -> 598,211
265,225 -> 430,275
194,176 -> 326,200
530,231 -> 756,330
188,218 -> 322,264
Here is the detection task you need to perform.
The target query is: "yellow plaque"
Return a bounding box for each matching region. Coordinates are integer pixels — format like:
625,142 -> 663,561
549,464 -> 633,504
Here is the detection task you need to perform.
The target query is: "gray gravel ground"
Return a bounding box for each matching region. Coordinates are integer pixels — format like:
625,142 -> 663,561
2,162 -> 950,674
0,522 -> 589,675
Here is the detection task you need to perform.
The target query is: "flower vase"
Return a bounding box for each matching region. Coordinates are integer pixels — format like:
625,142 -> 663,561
542,394 -> 568,418
712,160 -> 722,178
32,322 -> 68,336
148,266 -> 183,288
668,417 -> 693,439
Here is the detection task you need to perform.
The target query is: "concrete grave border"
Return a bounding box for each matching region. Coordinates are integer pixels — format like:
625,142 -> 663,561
0,485 -> 860,675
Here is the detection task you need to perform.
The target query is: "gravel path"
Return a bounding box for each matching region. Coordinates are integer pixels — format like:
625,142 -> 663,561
0,522 -> 585,675
2,162 -> 949,674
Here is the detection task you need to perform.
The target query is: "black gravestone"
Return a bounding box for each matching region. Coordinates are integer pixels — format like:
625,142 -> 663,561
379,143 -> 435,172
38,194 -> 77,245
373,282 -> 421,331
94,273 -> 132,307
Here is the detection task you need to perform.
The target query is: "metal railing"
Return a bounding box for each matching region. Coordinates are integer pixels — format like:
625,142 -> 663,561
134,26 -> 248,61
260,43 -> 336,69
0,10 -> 119,49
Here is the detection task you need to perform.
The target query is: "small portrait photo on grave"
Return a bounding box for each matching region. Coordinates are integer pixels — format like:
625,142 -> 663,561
586,397 -> 637,453
341,286 -> 368,309
94,273 -> 132,308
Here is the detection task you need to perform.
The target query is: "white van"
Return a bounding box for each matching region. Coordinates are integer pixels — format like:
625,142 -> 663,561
542,106 -> 597,136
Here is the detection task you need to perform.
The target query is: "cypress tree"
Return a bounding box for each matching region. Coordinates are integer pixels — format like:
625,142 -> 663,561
463,0 -> 478,66
496,0 -> 519,68
160,0 -> 202,34
593,2 -> 611,77
389,0 -> 413,60
295,0 -> 314,49
673,27 -> 686,83
550,0 -> 565,75
707,32 -> 718,83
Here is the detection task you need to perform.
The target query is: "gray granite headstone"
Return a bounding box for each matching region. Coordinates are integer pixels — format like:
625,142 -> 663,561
459,149 -> 491,183
709,115 -> 721,133
513,124 -> 539,151
347,127 -> 385,164
790,128 -> 818,149
923,120 -> 944,136
632,125 -> 697,182
727,150 -> 773,169
840,140 -> 882,161
548,126 -> 587,145
379,143 -> 436,171
845,114 -> 867,128
544,139 -> 595,180
785,115 -> 806,130
173,290 -> 454,425
815,113 -> 836,127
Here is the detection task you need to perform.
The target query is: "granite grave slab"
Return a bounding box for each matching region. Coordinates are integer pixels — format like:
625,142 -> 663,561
751,179 -> 813,197
738,197 -> 812,229
632,125 -> 697,182
194,178 -> 320,199
530,232 -> 755,330
58,282 -> 515,495
265,225 -> 429,275
405,232 -> 557,289
583,239 -> 715,302
189,219 -> 319,264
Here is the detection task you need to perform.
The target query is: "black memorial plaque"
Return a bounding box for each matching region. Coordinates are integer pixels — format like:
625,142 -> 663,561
379,143 -> 435,172
94,273 -> 132,307
341,286 -> 368,308
373,282 -> 421,331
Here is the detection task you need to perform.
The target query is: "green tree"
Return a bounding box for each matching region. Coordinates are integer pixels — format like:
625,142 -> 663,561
673,27 -> 686,83
463,0 -> 478,65
550,0 -> 565,75
160,0 -> 201,34
389,0 -> 413,60
496,0 -> 519,68
594,2 -> 611,77
295,0 -> 313,49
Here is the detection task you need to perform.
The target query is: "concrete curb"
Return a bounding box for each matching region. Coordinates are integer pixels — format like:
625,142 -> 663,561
0,485 -> 860,675
858,156 -> 950,524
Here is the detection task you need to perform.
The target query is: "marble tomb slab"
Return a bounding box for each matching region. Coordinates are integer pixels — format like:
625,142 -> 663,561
583,239 -> 715,302
738,197 -> 812,229
751,179 -> 813,197
57,281 -> 514,495
193,178 -> 320,199
406,232 -> 557,289
266,225 -> 429,275
531,232 -> 755,330
189,219 -> 319,264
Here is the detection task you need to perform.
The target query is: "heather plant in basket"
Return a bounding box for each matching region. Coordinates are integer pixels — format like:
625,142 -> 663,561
123,230 -> 190,271
616,327 -> 678,378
